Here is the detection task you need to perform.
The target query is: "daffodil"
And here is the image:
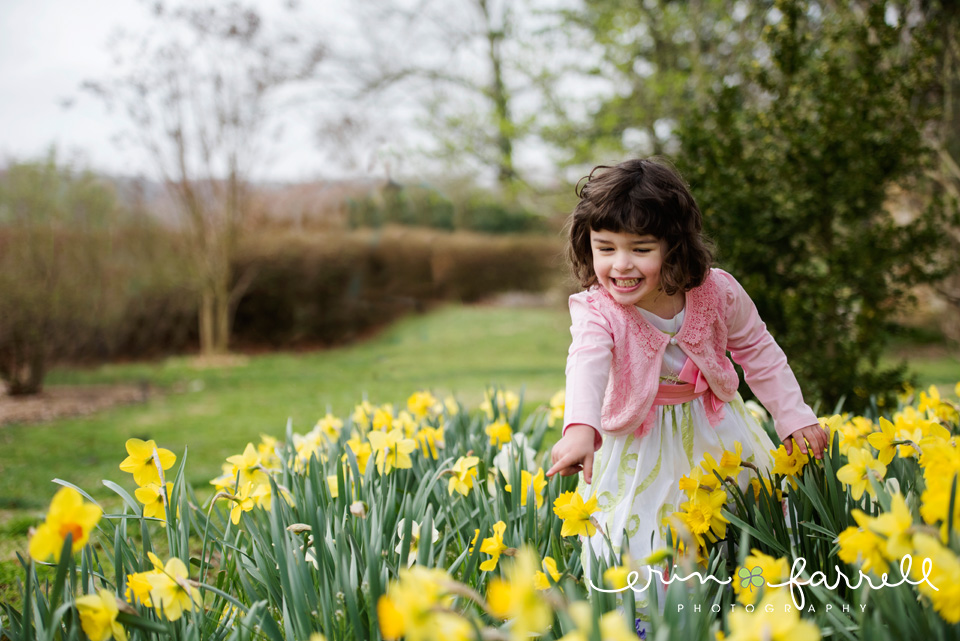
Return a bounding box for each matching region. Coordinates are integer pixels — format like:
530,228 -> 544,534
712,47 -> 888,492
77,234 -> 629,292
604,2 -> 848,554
352,400 -> 375,425
447,456 -> 480,496
771,442 -> 810,481
395,518 -> 440,567
603,563 -> 633,590
481,388 -> 520,420
701,442 -> 743,481
548,390 -> 565,427
911,533 -> 960,624
480,520 -> 510,571
534,556 -> 562,590
836,447 -> 886,501
748,476 -> 783,503
377,566 -> 472,641
732,549 -> 790,606
676,488 -> 729,549
225,482 -> 261,525
868,492 -> 914,560
224,443 -> 269,488
367,428 -> 417,474
679,466 -> 720,497
867,417 -> 899,465
415,425 -> 445,459
553,491 -> 599,537
485,420 -> 513,447
504,468 -> 547,508
119,438 -> 176,487
486,547 -> 553,641
75,589 -> 127,641
407,390 -> 439,419
837,511 -> 887,574
344,433 -> 373,474
372,406 -> 394,431
314,413 -> 344,440
721,589 -> 821,641
558,601 -> 637,641
134,482 -> 172,524
29,487 -> 102,562
145,555 -> 202,621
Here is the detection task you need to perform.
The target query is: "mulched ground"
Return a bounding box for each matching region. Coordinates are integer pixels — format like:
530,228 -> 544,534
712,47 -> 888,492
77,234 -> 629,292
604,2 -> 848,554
0,383 -> 152,426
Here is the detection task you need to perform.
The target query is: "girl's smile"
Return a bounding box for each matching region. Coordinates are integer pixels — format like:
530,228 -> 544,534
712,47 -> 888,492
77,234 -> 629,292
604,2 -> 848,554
590,229 -> 683,317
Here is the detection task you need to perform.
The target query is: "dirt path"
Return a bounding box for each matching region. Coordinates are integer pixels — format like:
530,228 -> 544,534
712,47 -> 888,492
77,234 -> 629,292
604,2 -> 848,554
0,383 -> 151,426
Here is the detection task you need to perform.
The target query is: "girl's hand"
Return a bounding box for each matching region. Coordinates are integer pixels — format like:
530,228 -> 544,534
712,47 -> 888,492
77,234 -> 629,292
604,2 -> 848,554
782,423 -> 829,460
546,424 -> 598,484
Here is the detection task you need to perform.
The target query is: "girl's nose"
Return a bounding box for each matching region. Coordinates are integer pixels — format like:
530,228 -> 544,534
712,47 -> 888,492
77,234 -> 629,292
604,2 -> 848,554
613,251 -> 632,272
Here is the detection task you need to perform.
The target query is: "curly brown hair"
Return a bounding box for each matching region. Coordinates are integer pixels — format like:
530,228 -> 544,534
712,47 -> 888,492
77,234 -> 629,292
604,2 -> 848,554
565,158 -> 714,295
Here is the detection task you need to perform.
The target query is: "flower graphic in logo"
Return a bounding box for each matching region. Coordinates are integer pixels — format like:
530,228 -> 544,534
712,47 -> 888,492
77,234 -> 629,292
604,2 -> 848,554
738,565 -> 765,592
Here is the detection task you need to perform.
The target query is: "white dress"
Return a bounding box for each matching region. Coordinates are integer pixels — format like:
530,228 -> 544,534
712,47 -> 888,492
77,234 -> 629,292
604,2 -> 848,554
575,306 -> 778,617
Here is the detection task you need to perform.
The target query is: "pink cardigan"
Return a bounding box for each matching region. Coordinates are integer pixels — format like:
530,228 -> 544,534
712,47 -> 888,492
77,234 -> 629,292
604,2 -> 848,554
562,268 -> 817,450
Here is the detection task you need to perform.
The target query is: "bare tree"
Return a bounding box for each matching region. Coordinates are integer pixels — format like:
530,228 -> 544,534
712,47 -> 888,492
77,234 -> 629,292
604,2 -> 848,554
84,1 -> 325,355
335,0 -> 565,197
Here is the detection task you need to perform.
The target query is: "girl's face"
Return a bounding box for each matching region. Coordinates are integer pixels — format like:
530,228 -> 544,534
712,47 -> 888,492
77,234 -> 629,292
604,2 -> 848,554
590,228 -> 668,310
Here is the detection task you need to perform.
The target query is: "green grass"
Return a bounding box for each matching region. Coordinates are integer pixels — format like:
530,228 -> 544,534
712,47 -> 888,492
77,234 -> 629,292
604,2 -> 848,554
0,303 -> 572,514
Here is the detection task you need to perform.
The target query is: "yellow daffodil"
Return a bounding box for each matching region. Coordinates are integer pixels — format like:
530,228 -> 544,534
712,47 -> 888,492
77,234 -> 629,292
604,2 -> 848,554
504,468 -> 547,508
553,491 -> 599,537
702,442 -> 743,482
534,556 -> 562,590
480,521 -> 510,571
603,564 -> 633,590
352,400 -> 375,426
119,438 -> 176,488
771,442 -> 810,481
343,433 -> 372,474
748,476 -> 783,503
486,547 -> 553,640
837,511 -> 888,574
75,589 -> 127,641
125,568 -> 158,607
144,556 -> 202,621
367,428 -> 417,475
314,413 -> 344,440
447,456 -> 480,496
481,388 -> 520,420
868,492 -> 914,560
372,407 -> 394,431
867,417 -> 899,465
558,601 -> 638,641
679,466 -> 721,496
485,420 -> 513,447
721,589 -> 821,641
377,566 -> 472,641
29,487 -> 102,562
676,488 -> 729,549
224,443 -> 269,488
548,390 -> 565,427
134,482 -> 172,524
415,425 -> 444,459
836,447 -> 886,501
911,533 -> 960,624
733,549 -> 790,606
407,390 -> 439,420
226,482 -> 260,525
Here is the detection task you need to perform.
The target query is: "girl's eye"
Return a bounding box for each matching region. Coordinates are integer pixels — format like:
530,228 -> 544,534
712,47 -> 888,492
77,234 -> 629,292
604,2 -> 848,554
634,249 -> 651,254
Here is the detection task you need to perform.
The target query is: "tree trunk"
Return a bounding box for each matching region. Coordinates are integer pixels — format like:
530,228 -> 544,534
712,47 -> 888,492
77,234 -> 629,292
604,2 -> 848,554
0,335 -> 47,396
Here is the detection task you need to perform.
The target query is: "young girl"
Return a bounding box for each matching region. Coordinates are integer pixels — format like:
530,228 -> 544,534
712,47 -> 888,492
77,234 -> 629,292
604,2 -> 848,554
545,158 -> 828,630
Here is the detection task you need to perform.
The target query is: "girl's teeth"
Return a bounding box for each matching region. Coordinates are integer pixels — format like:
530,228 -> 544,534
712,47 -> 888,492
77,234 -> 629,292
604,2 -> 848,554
615,278 -> 639,287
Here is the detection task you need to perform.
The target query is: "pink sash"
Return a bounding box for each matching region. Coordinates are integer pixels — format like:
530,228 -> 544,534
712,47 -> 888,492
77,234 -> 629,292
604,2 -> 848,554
634,359 -> 726,438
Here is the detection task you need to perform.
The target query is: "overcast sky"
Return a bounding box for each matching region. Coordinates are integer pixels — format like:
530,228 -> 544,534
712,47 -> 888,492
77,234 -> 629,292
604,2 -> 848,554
0,0 -> 372,182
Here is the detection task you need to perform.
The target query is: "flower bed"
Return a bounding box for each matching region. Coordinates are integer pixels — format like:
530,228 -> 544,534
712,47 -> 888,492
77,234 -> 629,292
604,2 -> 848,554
2,385 -> 959,640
